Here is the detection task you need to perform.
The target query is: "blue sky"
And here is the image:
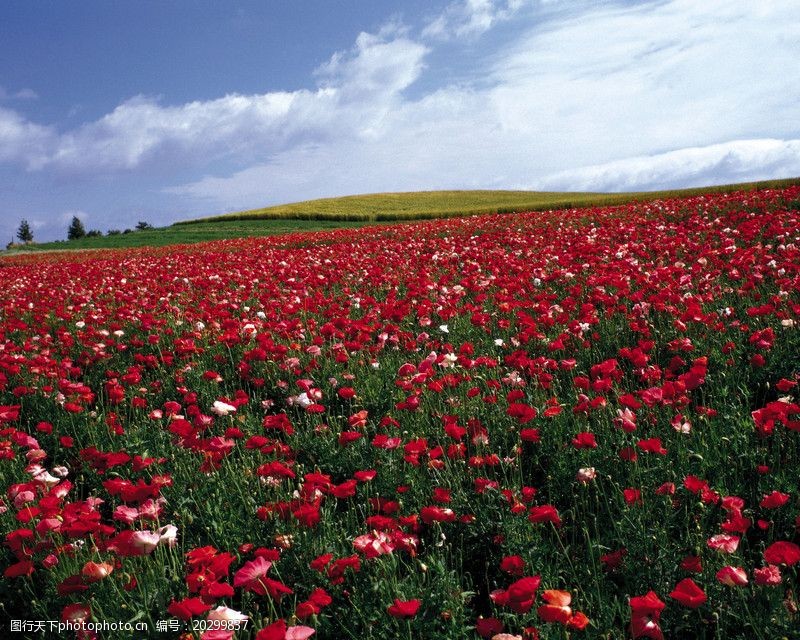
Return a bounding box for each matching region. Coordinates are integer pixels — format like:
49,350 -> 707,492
1,0 -> 799,243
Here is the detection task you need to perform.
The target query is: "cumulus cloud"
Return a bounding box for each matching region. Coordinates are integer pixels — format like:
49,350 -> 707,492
48,91 -> 320,171
537,139 -> 800,192
316,24 -> 427,99
0,28 -> 427,173
1,0 -> 799,220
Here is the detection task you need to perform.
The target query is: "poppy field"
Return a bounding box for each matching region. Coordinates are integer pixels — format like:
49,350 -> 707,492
1,186 -> 800,639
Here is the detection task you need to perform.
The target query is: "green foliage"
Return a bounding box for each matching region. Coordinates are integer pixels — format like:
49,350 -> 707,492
16,219 -> 34,243
14,219 -> 376,251
67,215 -> 86,240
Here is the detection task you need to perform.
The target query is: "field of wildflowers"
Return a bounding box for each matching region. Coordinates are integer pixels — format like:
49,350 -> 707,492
1,186 -> 799,639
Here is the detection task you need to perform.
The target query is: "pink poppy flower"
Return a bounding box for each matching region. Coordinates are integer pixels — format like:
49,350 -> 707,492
234,556 -> 273,592
716,566 -> 748,587
707,534 -> 739,553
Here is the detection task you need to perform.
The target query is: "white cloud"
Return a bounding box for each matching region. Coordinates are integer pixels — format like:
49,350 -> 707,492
1,0 -> 799,217
13,88 -> 38,100
0,86 -> 38,101
484,0 -> 800,166
0,107 -> 55,169
60,210 -> 89,224
316,29 -> 427,101
0,29 -> 427,173
168,0 -> 800,210
48,91 -> 319,170
537,139 -> 800,192
422,0 -> 527,39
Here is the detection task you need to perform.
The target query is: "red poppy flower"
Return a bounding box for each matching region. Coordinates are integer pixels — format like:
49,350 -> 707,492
338,431 -> 362,446
167,597 -> 212,620
537,589 -> 572,623
475,617 -> 504,638
528,505 -> 561,527
293,503 -> 321,528
3,560 -> 34,578
387,598 -> 421,618
567,611 -> 590,630
420,505 -> 456,524
256,620 -> 286,640
629,591 -> 665,640
683,475 -> 709,493
520,428 -> 541,443
330,479 -> 357,499
0,404 -> 21,423
637,438 -> 667,455
326,554 -> 361,585
353,531 -> 394,558
600,548 -> 627,571
669,578 -> 707,608
759,491 -> 790,509
623,488 -> 642,505
572,432 -> 597,449
354,469 -> 376,482
338,387 -> 357,400
491,576 -> 541,614
763,541 -> 800,566
655,482 -> 675,496
680,555 -> 702,573
309,553 -> 333,572
507,403 -> 537,423
500,555 -> 526,576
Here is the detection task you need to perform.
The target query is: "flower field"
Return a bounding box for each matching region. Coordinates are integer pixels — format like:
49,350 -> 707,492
1,186 -> 799,639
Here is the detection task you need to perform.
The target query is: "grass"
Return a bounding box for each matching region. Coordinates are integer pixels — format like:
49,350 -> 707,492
4,219 -> 375,253
6,177 -> 799,253
183,178 -> 800,223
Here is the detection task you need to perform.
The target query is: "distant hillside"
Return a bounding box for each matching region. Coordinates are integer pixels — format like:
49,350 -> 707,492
6,177 -> 799,254
179,178 -> 800,224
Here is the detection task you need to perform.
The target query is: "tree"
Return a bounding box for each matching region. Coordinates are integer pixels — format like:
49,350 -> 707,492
135,221 -> 153,231
67,216 -> 86,240
16,219 -> 33,243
